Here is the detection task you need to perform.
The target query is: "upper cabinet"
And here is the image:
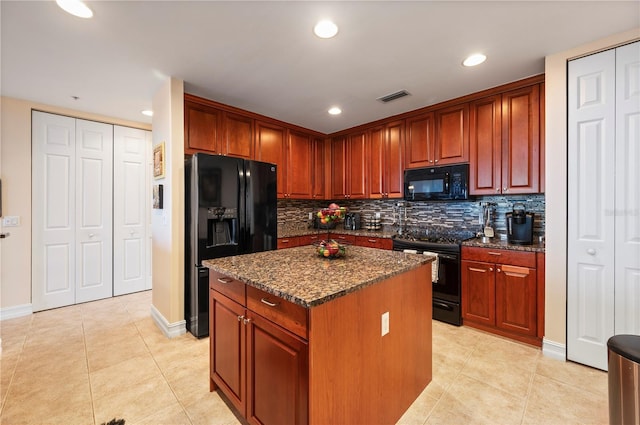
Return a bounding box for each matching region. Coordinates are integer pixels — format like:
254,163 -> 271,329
331,133 -> 367,200
469,84 -> 541,195
285,130 -> 314,199
185,99 -> 223,154
223,112 -> 254,159
369,120 -> 404,199
404,104 -> 469,169
254,121 -> 286,198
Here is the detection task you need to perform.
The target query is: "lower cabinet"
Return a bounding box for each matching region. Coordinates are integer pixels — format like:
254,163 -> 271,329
461,246 -> 542,346
278,233 -> 392,250
355,236 -> 393,250
210,272 -> 308,425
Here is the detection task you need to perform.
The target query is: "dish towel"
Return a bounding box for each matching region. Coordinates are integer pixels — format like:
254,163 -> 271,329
402,249 -> 439,282
423,251 -> 439,283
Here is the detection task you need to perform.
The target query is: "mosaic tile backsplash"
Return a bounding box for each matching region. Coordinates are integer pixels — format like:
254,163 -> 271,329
278,194 -> 545,238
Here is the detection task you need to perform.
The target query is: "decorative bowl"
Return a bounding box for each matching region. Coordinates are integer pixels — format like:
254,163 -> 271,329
315,239 -> 347,259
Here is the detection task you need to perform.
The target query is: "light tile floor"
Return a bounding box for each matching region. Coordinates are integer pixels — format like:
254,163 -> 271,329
0,290 -> 608,425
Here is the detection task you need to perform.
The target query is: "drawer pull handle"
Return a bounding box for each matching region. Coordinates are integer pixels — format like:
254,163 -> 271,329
470,267 -> 488,273
488,252 -> 502,256
217,277 -> 233,284
260,298 -> 279,307
368,239 -> 377,243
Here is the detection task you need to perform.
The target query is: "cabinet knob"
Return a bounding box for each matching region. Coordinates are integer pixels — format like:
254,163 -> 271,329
587,248 -> 596,255
496,188 -> 500,192
497,268 -> 502,273
237,315 -> 244,322
503,187 -> 508,192
434,159 -> 438,163
489,267 -> 494,272
243,317 -> 251,325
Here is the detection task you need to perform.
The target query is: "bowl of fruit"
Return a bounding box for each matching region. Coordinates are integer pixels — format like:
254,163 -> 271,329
316,239 -> 347,259
316,203 -> 347,229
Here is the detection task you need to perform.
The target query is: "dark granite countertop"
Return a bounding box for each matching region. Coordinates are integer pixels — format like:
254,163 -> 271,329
203,245 -> 433,308
462,237 -> 545,253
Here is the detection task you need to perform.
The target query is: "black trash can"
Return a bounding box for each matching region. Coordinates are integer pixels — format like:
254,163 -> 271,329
607,335 -> 640,425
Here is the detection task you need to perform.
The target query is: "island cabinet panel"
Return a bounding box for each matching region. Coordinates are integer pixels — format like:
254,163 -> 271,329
247,285 -> 308,340
434,104 -> 469,165
210,271 -> 246,306
461,246 -> 541,346
308,264 -> 432,425
247,314 -> 309,425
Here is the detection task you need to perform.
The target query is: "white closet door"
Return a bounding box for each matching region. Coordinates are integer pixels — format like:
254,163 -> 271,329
567,49 -> 616,370
113,126 -> 150,295
145,130 -> 153,290
75,119 -> 113,303
32,112 -> 77,311
614,42 -> 640,335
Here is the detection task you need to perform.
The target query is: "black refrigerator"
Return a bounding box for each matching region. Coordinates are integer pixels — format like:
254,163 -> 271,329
185,153 -> 277,337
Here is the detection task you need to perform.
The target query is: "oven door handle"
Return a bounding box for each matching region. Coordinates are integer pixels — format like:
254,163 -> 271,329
435,253 -> 457,260
433,301 -> 454,311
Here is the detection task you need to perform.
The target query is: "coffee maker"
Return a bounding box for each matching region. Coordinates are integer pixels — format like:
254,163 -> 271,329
343,213 -> 361,230
506,203 -> 534,245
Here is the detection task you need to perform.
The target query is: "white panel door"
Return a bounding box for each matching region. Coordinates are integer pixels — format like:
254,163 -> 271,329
113,126 -> 150,295
567,50 -> 616,370
32,112 -> 77,311
75,119 -> 113,303
614,42 -> 640,335
145,130 -> 153,290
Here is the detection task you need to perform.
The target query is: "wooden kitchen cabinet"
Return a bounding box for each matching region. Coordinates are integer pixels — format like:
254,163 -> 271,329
404,105 -> 468,169
286,130 -> 314,199
368,120 -> 404,199
328,233 -> 357,245
255,121 -> 286,198
311,138 -> 326,199
185,97 -> 254,158
469,84 -> 541,195
462,246 -> 540,346
210,272 -> 309,425
331,133 -> 366,199
355,236 -> 393,250
278,237 -> 301,249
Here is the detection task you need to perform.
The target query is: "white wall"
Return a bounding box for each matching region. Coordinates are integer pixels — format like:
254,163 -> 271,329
0,97 -> 150,317
149,78 -> 186,337
544,28 -> 640,357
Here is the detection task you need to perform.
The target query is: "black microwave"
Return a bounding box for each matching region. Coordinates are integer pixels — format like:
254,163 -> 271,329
404,164 -> 470,201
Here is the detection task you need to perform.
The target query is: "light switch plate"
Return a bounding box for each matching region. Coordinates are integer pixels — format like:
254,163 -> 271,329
2,216 -> 20,227
381,312 -> 390,336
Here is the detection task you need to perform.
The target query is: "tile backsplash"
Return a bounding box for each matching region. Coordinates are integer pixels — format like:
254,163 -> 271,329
278,194 -> 545,238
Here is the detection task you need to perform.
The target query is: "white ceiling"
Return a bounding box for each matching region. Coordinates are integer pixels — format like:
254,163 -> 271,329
2,1 -> 639,134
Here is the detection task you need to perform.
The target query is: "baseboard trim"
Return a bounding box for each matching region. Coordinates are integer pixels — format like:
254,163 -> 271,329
542,338 -> 566,361
0,303 -> 33,321
150,304 -> 186,339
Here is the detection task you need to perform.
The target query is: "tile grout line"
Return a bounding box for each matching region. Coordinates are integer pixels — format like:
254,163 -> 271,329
519,350 -> 542,425
81,305 -> 99,425
0,315 -> 32,419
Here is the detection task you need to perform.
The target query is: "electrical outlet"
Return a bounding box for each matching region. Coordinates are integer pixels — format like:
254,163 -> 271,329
375,212 -> 381,219
308,212 -> 313,220
381,312 -> 389,336
2,216 -> 20,227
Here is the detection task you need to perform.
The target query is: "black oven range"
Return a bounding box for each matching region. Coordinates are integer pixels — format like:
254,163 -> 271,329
392,228 -> 475,326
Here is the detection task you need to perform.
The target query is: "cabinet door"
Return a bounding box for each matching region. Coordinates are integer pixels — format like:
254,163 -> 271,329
461,260 -> 495,325
385,120 -> 404,198
185,101 -> 222,154
277,237 -> 300,249
247,313 -> 309,425
331,137 -> 347,199
495,264 -> 537,336
435,104 -> 469,165
469,95 -> 502,195
287,131 -> 314,199
348,132 -> 367,199
501,85 -> 540,194
368,126 -> 385,199
255,121 -> 286,198
223,112 -> 253,159
211,291 -> 246,413
405,112 -> 435,168
311,138 -> 325,199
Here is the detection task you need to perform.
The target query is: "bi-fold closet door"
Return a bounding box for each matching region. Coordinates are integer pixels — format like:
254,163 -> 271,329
32,111 -> 151,312
567,41 -> 640,371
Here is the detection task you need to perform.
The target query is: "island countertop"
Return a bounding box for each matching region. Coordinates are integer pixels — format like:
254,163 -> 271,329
203,245 -> 433,308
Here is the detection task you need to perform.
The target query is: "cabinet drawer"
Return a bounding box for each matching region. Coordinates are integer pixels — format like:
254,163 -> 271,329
277,237 -> 299,249
247,286 -> 308,340
328,233 -> 356,244
462,246 -> 536,268
356,236 -> 393,250
299,233 -> 322,246
210,271 -> 246,306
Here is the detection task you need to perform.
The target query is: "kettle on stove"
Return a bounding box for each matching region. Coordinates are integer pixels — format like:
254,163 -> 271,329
506,203 -> 534,245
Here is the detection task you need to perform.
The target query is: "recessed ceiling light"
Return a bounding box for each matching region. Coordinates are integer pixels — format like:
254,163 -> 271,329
463,53 -> 487,67
314,20 -> 338,39
141,110 -> 153,117
328,107 -> 342,115
56,0 -> 93,18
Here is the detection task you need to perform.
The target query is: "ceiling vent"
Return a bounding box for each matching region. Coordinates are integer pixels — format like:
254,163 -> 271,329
377,90 -> 411,103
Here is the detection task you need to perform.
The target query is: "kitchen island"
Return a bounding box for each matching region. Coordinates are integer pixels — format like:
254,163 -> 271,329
204,245 -> 434,425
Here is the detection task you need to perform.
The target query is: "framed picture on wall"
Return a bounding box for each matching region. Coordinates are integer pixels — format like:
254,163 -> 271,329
153,184 -> 163,209
153,142 -> 165,179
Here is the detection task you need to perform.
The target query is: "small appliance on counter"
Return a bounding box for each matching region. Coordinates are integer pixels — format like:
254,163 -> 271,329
343,213 -> 361,230
506,203 -> 534,245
